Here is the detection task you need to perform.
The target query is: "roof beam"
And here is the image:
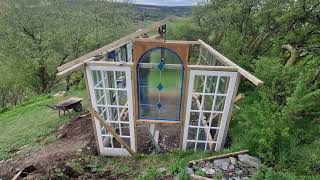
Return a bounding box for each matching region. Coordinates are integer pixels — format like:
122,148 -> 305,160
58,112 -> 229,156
198,39 -> 264,86
134,38 -> 201,45
56,16 -> 177,78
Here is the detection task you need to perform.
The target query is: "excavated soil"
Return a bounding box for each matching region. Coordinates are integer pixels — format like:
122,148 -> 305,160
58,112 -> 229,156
0,113 -> 180,179
0,113 -> 97,179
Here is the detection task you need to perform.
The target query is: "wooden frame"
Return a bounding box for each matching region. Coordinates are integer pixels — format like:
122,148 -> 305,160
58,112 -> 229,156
198,40 -> 263,86
182,69 -> 238,151
56,17 -> 264,156
86,63 -> 136,156
133,40 -> 190,125
56,16 -> 177,78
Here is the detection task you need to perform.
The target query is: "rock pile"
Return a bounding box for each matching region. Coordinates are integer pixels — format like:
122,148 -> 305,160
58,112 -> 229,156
189,154 -> 262,179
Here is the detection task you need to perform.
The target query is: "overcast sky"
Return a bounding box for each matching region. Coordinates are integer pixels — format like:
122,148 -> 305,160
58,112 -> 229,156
135,0 -> 197,6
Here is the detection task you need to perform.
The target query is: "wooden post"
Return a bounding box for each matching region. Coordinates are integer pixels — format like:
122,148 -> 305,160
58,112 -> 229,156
221,74 -> 241,149
83,66 -> 101,154
90,107 -> 135,156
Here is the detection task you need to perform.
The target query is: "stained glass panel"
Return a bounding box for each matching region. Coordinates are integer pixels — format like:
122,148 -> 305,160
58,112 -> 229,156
137,47 -> 184,121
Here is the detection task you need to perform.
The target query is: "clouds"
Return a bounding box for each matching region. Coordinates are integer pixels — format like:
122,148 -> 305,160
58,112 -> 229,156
135,0 -> 197,6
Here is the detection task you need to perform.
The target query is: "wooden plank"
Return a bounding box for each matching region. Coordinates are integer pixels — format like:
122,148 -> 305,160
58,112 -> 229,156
57,16 -> 176,73
192,95 -> 214,150
189,150 -> 249,164
134,38 -> 201,45
56,57 -> 98,79
86,61 -> 133,67
188,65 -> 238,72
190,174 -> 212,180
133,40 -> 190,66
149,124 -> 160,144
221,74 -> 241,148
234,93 -> 244,103
179,64 -> 189,148
147,124 -> 162,152
139,63 -> 182,69
83,67 -> 101,154
131,63 -> 139,153
119,102 -> 129,119
198,39 -> 264,86
154,128 -> 160,144
150,34 -> 161,39
137,119 -> 181,125
90,107 -> 135,156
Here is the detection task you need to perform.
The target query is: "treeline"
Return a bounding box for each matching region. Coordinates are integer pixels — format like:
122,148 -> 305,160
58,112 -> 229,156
0,0 -> 139,109
135,4 -> 192,21
171,0 -> 319,178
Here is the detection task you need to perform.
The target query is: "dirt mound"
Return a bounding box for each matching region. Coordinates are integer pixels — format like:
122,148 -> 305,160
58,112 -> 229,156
0,113 -> 97,179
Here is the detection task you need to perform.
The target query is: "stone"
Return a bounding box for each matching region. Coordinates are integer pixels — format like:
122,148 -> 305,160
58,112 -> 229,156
214,166 -> 222,172
247,167 -> 257,175
185,167 -> 194,175
157,167 -> 167,173
238,154 -> 262,168
230,157 -> 237,165
229,164 -> 235,170
221,162 -> 230,171
205,168 -> 215,177
54,91 -> 66,97
214,158 -> 230,169
201,167 -> 208,172
235,169 -> 243,176
57,132 -> 67,139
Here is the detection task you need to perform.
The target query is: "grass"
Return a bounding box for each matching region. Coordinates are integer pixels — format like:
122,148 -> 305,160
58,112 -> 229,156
90,148 -> 244,179
0,84 -> 244,178
0,88 -> 88,160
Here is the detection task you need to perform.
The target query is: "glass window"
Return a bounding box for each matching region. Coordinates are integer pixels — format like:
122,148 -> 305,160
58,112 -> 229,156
137,47 -> 184,121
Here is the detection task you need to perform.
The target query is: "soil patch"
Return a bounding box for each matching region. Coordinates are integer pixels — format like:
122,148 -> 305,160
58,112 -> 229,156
0,113 -> 97,179
0,113 -> 181,179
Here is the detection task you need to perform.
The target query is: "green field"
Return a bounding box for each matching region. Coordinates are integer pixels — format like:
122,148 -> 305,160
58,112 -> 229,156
0,89 -> 88,160
0,87 -> 238,179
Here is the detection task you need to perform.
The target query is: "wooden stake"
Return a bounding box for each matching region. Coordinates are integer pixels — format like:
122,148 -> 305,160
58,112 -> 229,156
189,150 -> 249,165
90,107 -> 135,156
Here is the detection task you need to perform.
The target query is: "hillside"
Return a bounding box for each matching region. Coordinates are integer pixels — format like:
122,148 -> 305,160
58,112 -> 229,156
134,4 -> 192,20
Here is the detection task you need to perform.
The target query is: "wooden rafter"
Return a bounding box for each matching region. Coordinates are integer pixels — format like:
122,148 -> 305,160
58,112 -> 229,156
90,107 -> 135,156
56,16 -> 177,79
198,40 -> 264,86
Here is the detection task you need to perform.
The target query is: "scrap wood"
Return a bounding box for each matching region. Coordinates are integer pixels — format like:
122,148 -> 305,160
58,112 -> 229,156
189,150 -> 249,165
90,106 -> 135,156
192,94 -> 215,150
11,165 -> 36,180
11,170 -> 23,180
234,93 -> 244,103
191,174 -> 213,180
147,124 -> 162,152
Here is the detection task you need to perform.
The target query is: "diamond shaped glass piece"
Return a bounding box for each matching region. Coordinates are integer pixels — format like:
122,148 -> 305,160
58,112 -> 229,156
157,83 -> 163,91
157,62 -> 165,71
156,102 -> 162,110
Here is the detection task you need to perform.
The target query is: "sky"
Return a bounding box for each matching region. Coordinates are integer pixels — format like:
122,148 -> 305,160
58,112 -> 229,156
134,0 -> 197,6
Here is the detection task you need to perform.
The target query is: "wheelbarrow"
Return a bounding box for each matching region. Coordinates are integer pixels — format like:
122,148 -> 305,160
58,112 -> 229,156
47,97 -> 84,117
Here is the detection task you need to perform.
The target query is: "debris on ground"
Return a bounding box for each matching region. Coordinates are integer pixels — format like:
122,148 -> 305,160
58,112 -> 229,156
188,150 -> 262,179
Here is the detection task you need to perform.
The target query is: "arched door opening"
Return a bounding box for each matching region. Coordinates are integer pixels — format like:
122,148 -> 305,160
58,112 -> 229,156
137,47 -> 184,121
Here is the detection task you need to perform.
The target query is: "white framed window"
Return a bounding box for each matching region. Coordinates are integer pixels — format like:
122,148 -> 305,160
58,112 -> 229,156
86,65 -> 135,156
183,70 -> 238,151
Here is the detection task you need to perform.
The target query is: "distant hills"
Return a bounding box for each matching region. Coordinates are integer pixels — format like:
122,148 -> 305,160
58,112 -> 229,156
134,4 -> 192,21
